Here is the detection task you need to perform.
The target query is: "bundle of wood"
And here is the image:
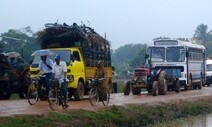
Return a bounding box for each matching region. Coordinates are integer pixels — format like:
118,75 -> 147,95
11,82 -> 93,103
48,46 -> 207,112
36,22 -> 110,49
36,22 -> 111,67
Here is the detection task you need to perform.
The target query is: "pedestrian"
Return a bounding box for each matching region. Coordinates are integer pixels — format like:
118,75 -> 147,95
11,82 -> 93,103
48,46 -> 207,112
36,55 -> 53,99
51,54 -> 69,108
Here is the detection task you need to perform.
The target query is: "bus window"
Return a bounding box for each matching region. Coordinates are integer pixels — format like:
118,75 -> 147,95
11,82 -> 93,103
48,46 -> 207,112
166,47 -> 185,62
148,47 -> 165,61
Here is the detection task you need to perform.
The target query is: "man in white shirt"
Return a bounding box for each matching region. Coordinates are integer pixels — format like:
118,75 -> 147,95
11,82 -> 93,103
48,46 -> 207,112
36,55 -> 53,99
51,54 -> 69,108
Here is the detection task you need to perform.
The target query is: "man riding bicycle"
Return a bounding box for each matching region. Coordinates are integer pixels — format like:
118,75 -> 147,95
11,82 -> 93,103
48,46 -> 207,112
51,54 -> 69,108
36,55 -> 53,99
93,60 -> 108,100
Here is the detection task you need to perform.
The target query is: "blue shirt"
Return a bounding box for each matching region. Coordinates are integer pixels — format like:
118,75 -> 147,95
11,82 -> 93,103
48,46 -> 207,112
38,58 -> 53,73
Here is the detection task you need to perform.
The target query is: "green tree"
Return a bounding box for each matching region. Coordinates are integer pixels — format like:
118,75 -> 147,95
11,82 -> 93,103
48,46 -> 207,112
193,24 -> 212,44
111,43 -> 147,76
0,27 -> 39,63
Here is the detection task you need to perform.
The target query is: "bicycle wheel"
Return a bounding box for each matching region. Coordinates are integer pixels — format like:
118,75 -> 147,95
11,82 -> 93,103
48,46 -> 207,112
27,82 -> 38,105
48,89 -> 59,111
102,91 -> 110,106
89,88 -> 99,106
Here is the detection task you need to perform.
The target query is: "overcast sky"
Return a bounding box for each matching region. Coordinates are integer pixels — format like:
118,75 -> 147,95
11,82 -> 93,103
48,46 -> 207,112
1,0 -> 212,49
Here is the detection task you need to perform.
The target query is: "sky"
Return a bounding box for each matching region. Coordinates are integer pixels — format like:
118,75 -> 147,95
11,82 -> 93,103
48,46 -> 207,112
1,0 -> 212,49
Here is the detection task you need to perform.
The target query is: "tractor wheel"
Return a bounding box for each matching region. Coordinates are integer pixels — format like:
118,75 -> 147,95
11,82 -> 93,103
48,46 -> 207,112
159,79 -> 167,95
175,80 -> 180,93
123,80 -> 131,95
132,86 -> 141,95
73,82 -> 84,101
152,81 -> 158,96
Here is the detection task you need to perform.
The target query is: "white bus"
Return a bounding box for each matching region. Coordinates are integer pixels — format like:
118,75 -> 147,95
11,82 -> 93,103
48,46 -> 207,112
205,59 -> 212,86
146,39 -> 206,91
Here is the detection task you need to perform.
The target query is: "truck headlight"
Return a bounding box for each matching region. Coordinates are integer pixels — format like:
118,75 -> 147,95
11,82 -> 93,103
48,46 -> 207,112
67,75 -> 74,82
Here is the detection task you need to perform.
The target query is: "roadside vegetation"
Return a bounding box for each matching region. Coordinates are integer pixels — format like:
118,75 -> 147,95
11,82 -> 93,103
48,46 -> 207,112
1,96 -> 212,127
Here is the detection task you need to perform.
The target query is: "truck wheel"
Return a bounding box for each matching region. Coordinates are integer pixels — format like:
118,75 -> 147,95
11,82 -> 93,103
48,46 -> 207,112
132,86 -> 141,95
123,80 -> 130,95
152,81 -> 158,96
73,82 -> 84,101
0,88 -> 11,100
175,80 -> 180,93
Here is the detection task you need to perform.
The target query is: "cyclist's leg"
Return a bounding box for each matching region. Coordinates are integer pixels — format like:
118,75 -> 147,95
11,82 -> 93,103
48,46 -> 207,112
61,81 -> 68,108
61,82 -> 67,98
37,79 -> 43,99
45,73 -> 52,95
102,78 -> 109,97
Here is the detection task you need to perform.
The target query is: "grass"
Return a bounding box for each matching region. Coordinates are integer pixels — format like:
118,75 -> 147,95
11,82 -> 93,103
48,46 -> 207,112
1,97 -> 212,127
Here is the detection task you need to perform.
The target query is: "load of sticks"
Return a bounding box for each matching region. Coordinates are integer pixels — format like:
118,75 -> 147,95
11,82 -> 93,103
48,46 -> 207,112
36,22 -> 111,67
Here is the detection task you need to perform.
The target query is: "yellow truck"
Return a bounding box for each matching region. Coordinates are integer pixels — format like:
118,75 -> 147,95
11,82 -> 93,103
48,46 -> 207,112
30,23 -> 113,100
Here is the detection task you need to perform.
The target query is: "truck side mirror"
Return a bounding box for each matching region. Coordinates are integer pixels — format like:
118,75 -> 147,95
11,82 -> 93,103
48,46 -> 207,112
145,54 -> 149,59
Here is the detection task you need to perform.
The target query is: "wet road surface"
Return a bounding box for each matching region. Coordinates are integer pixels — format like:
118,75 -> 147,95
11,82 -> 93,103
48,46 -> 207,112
1,87 -> 212,117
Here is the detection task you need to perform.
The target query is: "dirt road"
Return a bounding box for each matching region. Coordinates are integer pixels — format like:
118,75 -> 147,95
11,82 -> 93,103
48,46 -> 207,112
1,87 -> 212,117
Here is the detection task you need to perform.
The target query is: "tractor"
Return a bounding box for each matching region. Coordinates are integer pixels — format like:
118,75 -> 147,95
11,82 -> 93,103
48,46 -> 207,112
122,66 -> 167,96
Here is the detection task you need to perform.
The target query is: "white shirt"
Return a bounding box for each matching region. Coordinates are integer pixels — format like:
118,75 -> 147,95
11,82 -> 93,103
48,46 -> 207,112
52,61 -> 68,83
38,58 -> 53,73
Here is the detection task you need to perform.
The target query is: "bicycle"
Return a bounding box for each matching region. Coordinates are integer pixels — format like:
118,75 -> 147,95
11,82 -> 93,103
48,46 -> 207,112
48,79 -> 69,111
27,75 -> 47,105
89,78 -> 110,106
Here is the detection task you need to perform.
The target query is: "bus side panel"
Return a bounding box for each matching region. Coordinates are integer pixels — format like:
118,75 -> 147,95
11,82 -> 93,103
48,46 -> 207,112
188,61 -> 203,83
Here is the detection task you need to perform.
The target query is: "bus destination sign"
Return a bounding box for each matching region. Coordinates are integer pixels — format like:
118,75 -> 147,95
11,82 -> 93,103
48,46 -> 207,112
154,41 -> 178,46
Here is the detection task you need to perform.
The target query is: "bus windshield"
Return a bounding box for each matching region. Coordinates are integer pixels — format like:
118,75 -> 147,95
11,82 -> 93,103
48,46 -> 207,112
31,50 -> 71,68
166,47 -> 185,62
147,47 -> 165,61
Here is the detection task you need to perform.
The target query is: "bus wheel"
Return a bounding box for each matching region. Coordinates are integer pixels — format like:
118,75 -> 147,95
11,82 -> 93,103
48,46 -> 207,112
152,81 -> 158,96
184,84 -> 188,91
73,82 -> 84,101
175,80 -> 180,93
123,80 -> 130,95
198,78 -> 203,89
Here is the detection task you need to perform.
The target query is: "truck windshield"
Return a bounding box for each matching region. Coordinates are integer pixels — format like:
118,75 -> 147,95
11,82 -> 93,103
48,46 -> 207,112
166,47 -> 185,62
147,47 -> 165,61
31,50 -> 71,68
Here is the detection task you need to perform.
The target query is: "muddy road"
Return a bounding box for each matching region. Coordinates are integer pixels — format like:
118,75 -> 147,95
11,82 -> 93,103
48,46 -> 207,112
1,87 -> 212,117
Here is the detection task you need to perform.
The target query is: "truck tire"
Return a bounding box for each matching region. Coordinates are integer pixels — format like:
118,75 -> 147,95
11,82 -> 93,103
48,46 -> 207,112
0,88 -> 11,100
73,82 -> 84,101
152,81 -> 158,96
123,80 -> 130,95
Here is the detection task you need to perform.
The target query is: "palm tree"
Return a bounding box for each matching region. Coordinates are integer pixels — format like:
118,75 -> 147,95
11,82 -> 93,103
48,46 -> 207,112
193,24 -> 212,44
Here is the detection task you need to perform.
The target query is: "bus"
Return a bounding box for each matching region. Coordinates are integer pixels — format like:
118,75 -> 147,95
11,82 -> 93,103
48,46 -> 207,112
146,39 -> 206,91
205,58 -> 212,86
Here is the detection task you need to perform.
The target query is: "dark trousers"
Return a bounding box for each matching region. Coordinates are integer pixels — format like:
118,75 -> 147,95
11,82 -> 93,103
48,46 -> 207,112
37,73 -> 52,97
61,81 -> 68,100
